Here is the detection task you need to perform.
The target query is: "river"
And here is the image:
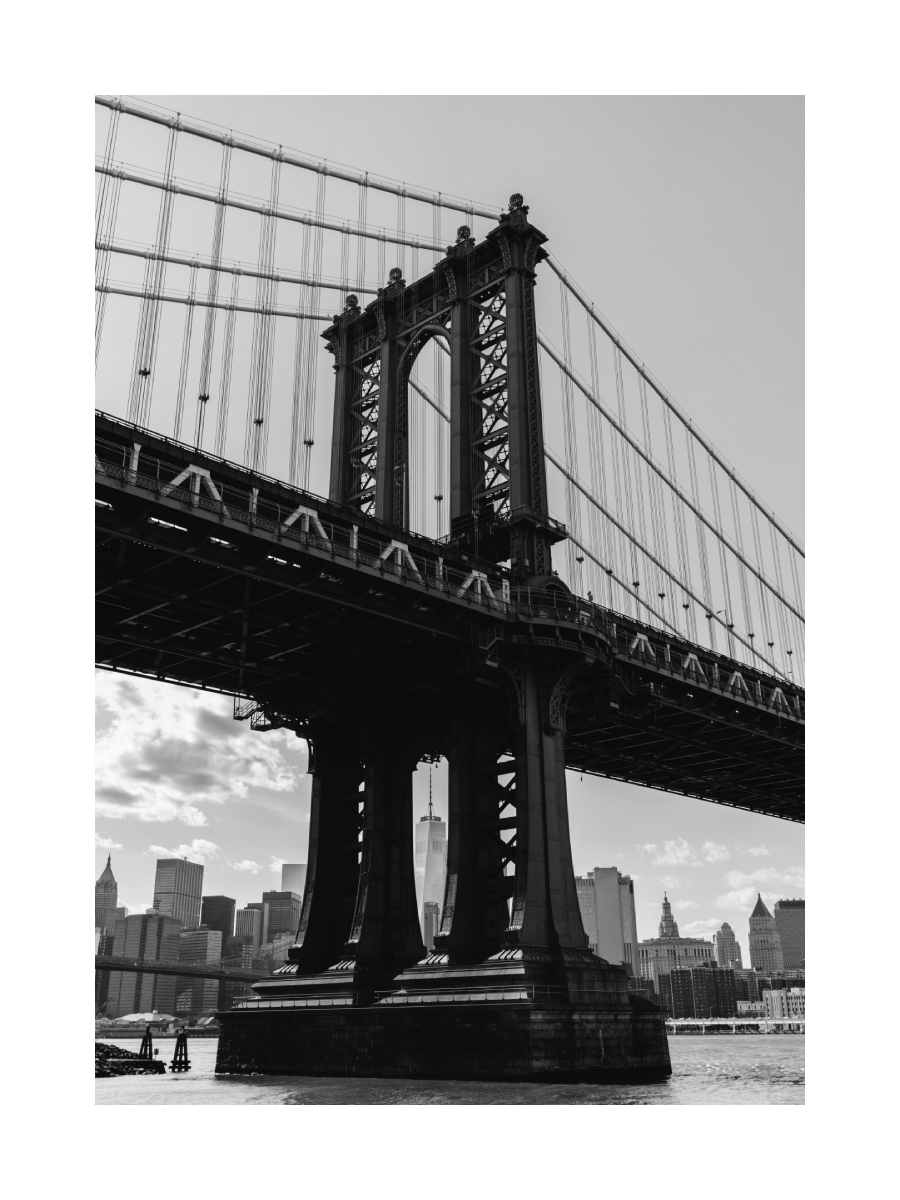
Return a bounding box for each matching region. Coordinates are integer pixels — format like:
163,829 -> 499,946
96,1033 -> 804,1104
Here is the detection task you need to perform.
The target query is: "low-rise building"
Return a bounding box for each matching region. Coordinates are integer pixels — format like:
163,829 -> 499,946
763,988 -> 805,1019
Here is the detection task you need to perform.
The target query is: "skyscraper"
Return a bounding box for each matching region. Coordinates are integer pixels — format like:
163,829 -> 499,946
748,894 -> 786,973
234,906 -> 263,951
774,899 -> 805,970
246,901 -> 269,945
639,895 -> 716,986
414,789 -> 446,939
177,926 -> 223,1017
281,864 -> 307,896
105,912 -> 182,1018
714,922 -> 744,969
95,855 -> 119,934
153,858 -> 203,928
261,891 -> 303,940
574,868 -> 639,973
201,895 -> 236,946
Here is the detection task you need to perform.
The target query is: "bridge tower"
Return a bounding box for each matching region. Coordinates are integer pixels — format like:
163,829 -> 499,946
213,199 -> 670,1080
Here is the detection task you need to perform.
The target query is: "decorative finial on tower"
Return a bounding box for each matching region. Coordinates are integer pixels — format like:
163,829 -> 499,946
344,294 -> 360,314
456,225 -> 471,243
508,193 -> 524,211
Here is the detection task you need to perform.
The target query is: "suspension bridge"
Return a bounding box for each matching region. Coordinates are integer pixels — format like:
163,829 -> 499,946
95,97 -> 804,1081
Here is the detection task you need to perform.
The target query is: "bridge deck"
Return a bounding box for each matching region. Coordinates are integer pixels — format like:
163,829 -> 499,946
96,414 -> 803,821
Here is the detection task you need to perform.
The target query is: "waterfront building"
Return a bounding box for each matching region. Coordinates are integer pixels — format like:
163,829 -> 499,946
738,1000 -> 765,1016
763,988 -> 805,1019
234,906 -> 263,951
748,894 -> 786,973
574,868 -> 639,973
281,864 -> 307,896
756,972 -> 805,994
177,926 -> 223,1017
105,912 -> 182,1018
658,967 -> 737,1018
626,977 -> 657,1004
713,922 -> 743,969
638,895 -> 716,986
153,858 -> 203,929
414,795 -> 446,939
200,895 -> 235,945
732,968 -> 762,1002
95,855 -> 119,934
774,899 -> 805,970
261,891 -> 303,940
246,901 -> 269,945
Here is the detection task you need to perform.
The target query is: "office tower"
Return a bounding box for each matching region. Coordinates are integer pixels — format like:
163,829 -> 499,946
234,906 -> 263,951
153,858 -> 204,928
177,926 -> 223,1018
714,922 -> 744,969
575,876 -> 599,950
246,902 -> 269,945
774,899 -> 805,970
638,895 -> 716,987
281,864 -> 307,897
261,891 -> 303,940
105,913 -> 182,1018
414,790 -> 446,939
95,855 -> 119,934
574,868 -> 639,973
423,901 -> 441,952
201,895 -> 236,946
748,894 -> 785,972
658,967 -> 737,1018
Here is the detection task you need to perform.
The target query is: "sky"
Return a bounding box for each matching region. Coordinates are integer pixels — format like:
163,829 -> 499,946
95,96 -> 804,963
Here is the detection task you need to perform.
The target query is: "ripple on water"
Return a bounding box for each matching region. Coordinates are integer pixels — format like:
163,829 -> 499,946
95,1034 -> 804,1105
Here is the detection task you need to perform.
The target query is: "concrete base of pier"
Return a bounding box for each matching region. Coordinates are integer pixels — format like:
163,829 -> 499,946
214,998 -> 671,1082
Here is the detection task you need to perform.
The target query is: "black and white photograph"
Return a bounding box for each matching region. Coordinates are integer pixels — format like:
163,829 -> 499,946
92,91 -> 806,1105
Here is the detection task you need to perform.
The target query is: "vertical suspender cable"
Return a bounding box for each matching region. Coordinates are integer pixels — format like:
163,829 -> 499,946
214,272 -> 238,457
195,140 -> 232,442
173,262 -> 198,442
127,122 -> 179,428
95,105 -> 122,366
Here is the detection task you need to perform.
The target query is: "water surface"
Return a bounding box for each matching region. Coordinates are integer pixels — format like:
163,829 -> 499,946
96,1034 -> 804,1104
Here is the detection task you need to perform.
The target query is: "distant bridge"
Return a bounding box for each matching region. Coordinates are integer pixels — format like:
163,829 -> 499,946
95,954 -> 264,984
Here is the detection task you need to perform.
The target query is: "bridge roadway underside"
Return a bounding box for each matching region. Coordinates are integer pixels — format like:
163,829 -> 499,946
95,416 -> 803,822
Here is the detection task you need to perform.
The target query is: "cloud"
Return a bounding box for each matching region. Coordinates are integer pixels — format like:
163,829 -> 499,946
714,887 -> 782,912
95,833 -> 122,850
269,856 -> 286,874
640,838 -> 695,866
747,845 -> 771,857
95,674 -> 303,827
673,900 -> 698,911
723,867 -> 781,888
229,860 -> 263,874
659,875 -> 684,889
146,838 -> 220,865
681,918 -> 724,938
702,841 -> 730,863
640,839 -> 730,868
